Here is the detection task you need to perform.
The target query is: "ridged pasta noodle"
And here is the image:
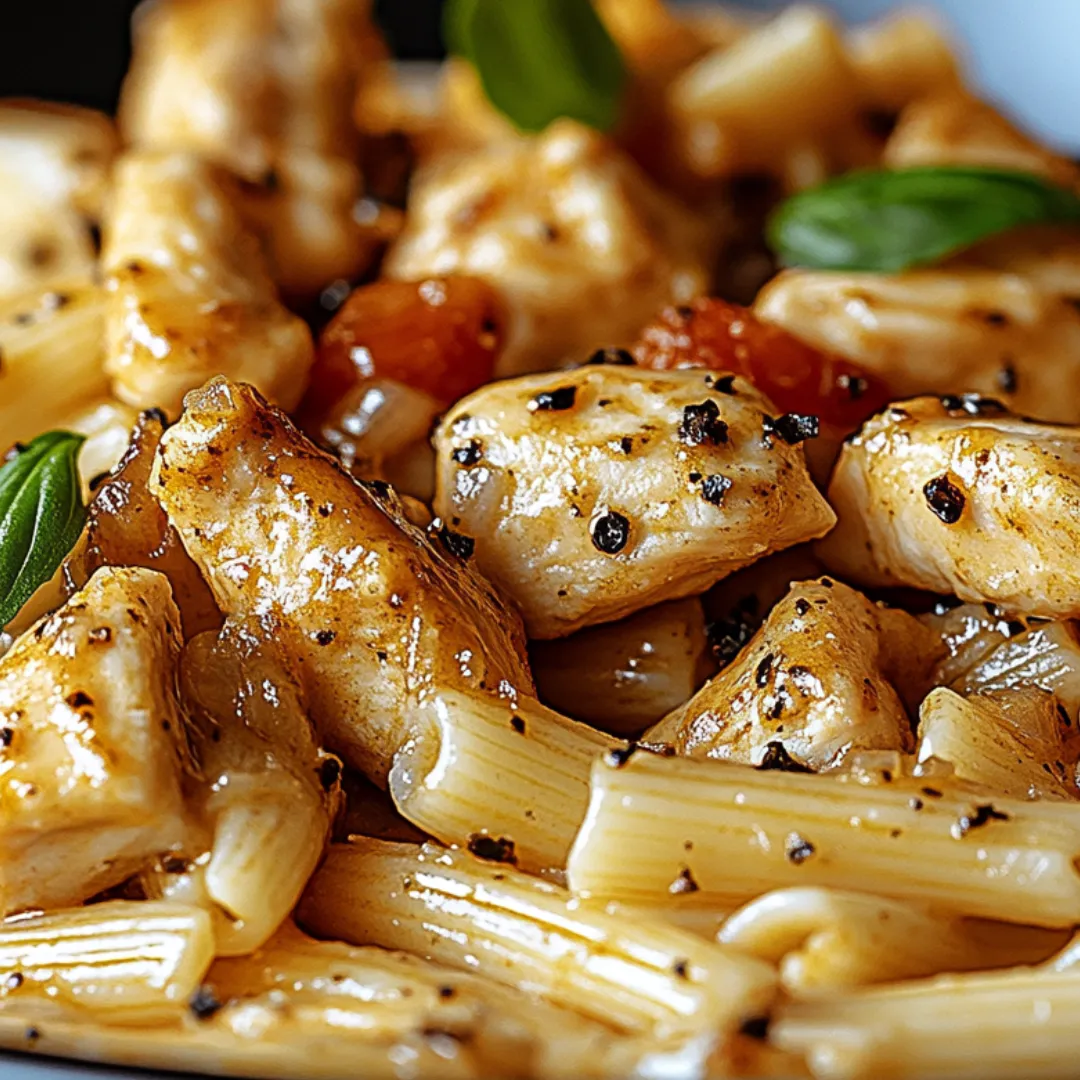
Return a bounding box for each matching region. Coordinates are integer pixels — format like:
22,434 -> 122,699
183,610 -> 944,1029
296,837 -> 777,1042
567,751 -> 1080,927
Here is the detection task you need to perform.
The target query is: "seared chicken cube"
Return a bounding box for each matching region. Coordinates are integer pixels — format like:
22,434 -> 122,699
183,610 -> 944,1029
385,120 -> 714,376
819,397 -> 1080,618
645,578 -> 941,769
102,152 -> 314,417
433,365 -> 836,639
0,567 -> 187,914
153,378 -> 533,784
0,102 -> 117,299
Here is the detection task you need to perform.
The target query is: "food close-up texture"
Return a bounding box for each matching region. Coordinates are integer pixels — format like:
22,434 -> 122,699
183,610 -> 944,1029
4,2 -> 1080,1079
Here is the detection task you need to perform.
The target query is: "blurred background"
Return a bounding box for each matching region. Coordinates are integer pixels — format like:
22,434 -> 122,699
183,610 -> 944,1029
1,0 -> 1077,151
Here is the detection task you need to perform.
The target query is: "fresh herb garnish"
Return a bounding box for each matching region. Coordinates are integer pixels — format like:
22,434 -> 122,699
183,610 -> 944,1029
0,431 -> 86,627
444,0 -> 627,134
767,166 -> 1080,272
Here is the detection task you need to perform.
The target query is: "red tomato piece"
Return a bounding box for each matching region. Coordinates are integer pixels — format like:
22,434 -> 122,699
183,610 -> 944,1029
299,277 -> 505,427
633,298 -> 891,433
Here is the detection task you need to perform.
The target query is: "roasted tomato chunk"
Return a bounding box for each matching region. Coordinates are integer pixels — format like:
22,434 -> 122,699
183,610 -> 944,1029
299,277 -> 505,426
633,298 -> 891,433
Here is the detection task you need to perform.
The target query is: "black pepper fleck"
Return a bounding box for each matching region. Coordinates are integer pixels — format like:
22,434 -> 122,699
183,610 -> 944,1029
467,835 -> 517,864
764,413 -> 819,445
739,1015 -> 770,1040
510,715 -> 526,735
679,400 -> 729,446
65,691 -> 93,709
998,361 -> 1018,394
669,866 -> 700,895
188,985 -> 223,1020
794,599 -> 811,616
318,758 -> 342,791
315,630 -> 336,646
701,473 -> 732,506
0,728 -> 12,749
529,386 -> 577,412
952,803 -> 1009,839
452,439 -> 483,466
785,833 -> 816,864
923,475 -> 966,524
672,959 -> 689,979
713,374 -> 737,395
435,524 -> 476,559
755,652 -> 774,687
590,511 -> 630,555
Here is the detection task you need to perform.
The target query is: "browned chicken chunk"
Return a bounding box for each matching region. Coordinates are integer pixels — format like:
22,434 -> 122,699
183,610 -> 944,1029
152,378 -> 533,784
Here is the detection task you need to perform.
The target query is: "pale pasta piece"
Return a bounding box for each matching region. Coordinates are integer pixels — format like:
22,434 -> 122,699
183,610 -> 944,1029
771,964 -> 1080,1080
916,687 -> 1077,800
755,269 -> 1080,424
0,568 -> 187,914
102,152 -> 314,416
297,838 -> 776,1042
646,579 -> 940,769
0,101 -> 117,299
0,902 -> 214,1023
385,120 -> 714,377
208,923 -> 668,1079
530,598 -> 713,737
433,366 -> 835,638
153,378 -> 533,785
389,689 -> 619,874
157,622 -> 343,955
884,91 -> 1080,189
566,751 -> 1080,927
817,397 -> 1080,616
0,281 -> 109,449
668,6 -> 860,179
718,887 -> 1065,997
68,399 -> 141,488
846,13 -> 960,112
0,1013 -> 481,1080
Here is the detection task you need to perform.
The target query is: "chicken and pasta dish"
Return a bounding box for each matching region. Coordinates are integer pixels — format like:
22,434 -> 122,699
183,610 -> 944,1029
3,2 -> 1080,1078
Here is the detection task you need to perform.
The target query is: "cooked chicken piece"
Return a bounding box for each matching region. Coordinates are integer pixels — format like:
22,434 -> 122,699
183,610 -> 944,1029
530,598 -> 715,737
433,365 -> 836,638
918,687 -> 1078,800
0,281 -> 109,449
646,578 -> 942,769
0,102 -> 117,299
102,153 -> 314,416
153,378 -> 533,784
921,603 -> 1080,720
139,620 -> 341,955
755,268 -> 1080,424
819,397 -> 1080,618
121,0 -> 385,295
385,120 -> 714,376
951,226 -> 1080,303
0,567 -> 187,914
64,410 -> 221,638
122,0 -> 372,174
884,92 -> 1080,189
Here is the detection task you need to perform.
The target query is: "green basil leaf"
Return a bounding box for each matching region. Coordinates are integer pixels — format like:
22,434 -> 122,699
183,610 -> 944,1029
767,166 -> 1080,272
0,431 -> 86,627
444,0 -> 627,134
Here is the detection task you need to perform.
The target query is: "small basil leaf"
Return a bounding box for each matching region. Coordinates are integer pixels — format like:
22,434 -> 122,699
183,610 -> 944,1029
0,431 -> 86,627
445,0 -> 627,134
767,167 -> 1080,272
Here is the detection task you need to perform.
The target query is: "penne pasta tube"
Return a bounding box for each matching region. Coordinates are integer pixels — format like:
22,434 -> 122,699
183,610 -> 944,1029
567,751 -> 1080,927
718,887 -> 1067,996
297,838 -> 776,1042
0,1012 -> 481,1080
771,964 -> 1080,1080
389,690 -> 620,875
0,902 -> 213,1023
208,923 -> 686,1079
0,280 -> 108,448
